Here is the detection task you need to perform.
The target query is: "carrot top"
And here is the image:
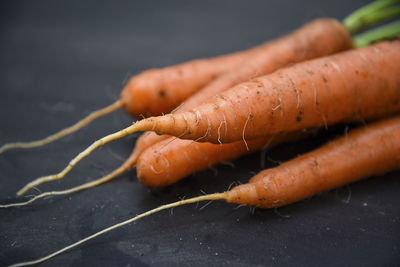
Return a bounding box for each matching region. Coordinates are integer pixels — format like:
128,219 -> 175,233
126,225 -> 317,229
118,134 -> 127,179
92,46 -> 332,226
343,0 -> 400,34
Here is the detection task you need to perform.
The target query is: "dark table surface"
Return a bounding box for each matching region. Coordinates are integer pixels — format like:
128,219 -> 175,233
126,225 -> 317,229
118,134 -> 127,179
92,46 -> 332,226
0,0 -> 399,266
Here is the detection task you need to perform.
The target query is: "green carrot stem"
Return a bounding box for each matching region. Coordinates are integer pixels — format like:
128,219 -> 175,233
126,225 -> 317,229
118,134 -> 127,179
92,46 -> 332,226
353,20 -> 400,47
344,0 -> 400,34
359,6 -> 400,27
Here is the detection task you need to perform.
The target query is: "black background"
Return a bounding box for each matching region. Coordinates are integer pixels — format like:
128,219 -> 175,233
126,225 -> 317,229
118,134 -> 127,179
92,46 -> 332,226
0,0 -> 399,266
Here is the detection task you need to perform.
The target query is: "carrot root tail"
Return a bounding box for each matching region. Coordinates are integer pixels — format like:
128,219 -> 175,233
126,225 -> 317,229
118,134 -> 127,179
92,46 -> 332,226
8,192 -> 227,267
1,162 -> 133,208
16,121 -> 144,197
0,100 -> 122,155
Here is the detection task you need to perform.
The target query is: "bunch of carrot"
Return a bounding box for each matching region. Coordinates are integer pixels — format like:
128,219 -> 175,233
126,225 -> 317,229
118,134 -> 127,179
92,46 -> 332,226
2,0 -> 400,265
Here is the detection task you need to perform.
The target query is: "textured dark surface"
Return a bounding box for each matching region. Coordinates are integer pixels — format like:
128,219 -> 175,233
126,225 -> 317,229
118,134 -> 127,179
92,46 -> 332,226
0,0 -> 399,266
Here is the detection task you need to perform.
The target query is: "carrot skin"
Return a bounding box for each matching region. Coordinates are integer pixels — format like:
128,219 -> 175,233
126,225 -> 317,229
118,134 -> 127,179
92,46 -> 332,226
136,131 -> 311,187
120,18 -> 351,118
131,18 -> 352,162
145,40 -> 400,143
127,131 -> 164,166
119,22 -> 307,118
120,58 -> 237,118
136,138 -> 269,187
226,115 -> 400,208
177,18 -> 352,113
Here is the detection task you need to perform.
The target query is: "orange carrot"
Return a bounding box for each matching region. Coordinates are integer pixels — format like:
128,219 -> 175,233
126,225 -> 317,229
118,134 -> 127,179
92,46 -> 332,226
11,114 -> 400,266
141,40 -> 400,144
2,1 -> 395,154
120,41 -> 264,118
226,114 -> 400,207
130,18 -> 352,166
0,19 -> 271,155
0,19 -> 351,155
3,18 -> 352,201
16,40 -> 400,197
122,1 -> 400,117
128,18 -> 351,189
136,132 -> 309,187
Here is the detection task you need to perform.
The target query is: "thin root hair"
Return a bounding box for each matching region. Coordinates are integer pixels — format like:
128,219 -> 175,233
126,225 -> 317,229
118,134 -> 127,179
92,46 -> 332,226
1,164 -> 128,208
0,100 -> 122,154
8,193 -> 226,267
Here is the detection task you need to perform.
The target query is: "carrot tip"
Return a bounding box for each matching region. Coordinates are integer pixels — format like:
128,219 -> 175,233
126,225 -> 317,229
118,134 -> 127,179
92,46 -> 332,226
0,100 -> 122,155
16,122 -> 142,197
8,192 -> 227,266
2,163 -> 133,208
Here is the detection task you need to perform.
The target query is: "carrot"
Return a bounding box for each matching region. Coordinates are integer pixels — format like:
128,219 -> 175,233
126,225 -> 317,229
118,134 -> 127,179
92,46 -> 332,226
0,19 -> 346,156
14,40 -> 400,197
226,115 -> 400,207
123,0 -> 400,119
118,18 -> 400,188
141,40 -> 400,144
0,17 -> 357,207
119,41 -> 269,118
131,18 -> 352,165
0,20 -> 265,155
134,25 -> 400,187
136,132 -> 309,187
108,3 -> 400,167
3,0 -> 397,154
0,17 -> 354,203
100,40 -> 400,146
10,114 -> 400,266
